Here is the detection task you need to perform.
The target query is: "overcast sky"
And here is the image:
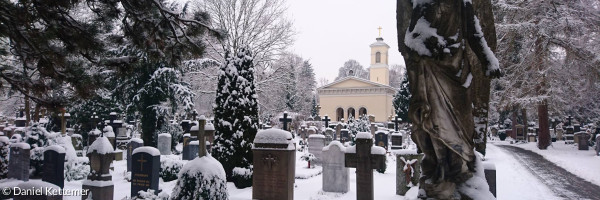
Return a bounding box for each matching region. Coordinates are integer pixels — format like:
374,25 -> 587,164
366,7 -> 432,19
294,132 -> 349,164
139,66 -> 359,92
287,0 -> 405,84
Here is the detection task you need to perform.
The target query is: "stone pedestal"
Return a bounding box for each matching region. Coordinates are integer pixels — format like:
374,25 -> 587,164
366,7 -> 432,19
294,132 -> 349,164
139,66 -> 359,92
252,129 -> 295,200
322,141 -> 349,193
308,134 -> 326,165
528,134 -> 536,142
395,150 -> 422,195
8,143 -> 30,181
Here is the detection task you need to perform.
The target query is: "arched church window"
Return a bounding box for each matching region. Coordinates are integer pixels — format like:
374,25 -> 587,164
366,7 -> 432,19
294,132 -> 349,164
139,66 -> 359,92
375,52 -> 381,63
348,70 -> 354,76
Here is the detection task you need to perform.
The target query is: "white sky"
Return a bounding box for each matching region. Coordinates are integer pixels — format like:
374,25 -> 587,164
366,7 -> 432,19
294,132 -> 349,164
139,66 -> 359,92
287,0 -> 405,84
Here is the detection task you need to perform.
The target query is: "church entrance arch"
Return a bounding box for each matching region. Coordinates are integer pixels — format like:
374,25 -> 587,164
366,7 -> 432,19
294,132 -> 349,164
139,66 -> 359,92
359,107 -> 367,117
347,107 -> 356,119
336,108 -> 344,122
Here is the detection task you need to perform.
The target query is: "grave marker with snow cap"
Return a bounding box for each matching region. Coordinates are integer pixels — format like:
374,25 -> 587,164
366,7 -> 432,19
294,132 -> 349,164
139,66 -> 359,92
8,142 -> 30,181
322,141 -> 349,193
391,130 -> 404,150
103,125 -> 116,150
204,122 -> 215,145
158,133 -> 171,155
324,128 -> 334,144
127,138 -> 143,172
375,130 -> 389,150
252,129 -> 296,200
308,134 -> 326,165
186,141 -> 199,160
131,147 -> 160,198
344,132 -> 386,200
43,145 -> 66,188
88,128 -> 101,147
182,133 -> 193,160
340,129 -> 350,143
82,137 -> 114,200
394,149 -> 423,195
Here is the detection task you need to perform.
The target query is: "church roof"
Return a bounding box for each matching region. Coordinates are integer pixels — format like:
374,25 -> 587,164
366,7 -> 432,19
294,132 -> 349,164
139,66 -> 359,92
317,76 -> 396,90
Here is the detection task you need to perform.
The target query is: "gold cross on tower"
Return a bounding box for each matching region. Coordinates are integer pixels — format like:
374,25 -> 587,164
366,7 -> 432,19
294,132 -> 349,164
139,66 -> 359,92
137,155 -> 147,171
377,26 -> 382,37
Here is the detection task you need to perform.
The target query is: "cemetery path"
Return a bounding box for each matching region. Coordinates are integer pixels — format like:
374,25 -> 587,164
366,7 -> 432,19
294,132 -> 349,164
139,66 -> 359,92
497,145 -> 600,200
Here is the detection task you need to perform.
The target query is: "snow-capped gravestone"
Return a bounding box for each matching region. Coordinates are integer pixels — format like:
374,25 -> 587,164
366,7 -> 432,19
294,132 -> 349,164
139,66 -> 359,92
82,137 -> 114,200
515,124 -> 526,141
391,131 -> 403,150
180,120 -> 191,133
181,133 -> 192,160
127,138 -> 143,172
375,130 -> 389,150
324,128 -> 334,144
575,132 -> 590,150
103,126 -> 116,150
322,141 -> 349,193
595,134 -> 600,156
158,133 -> 171,155
565,126 -> 575,144
204,122 -> 215,145
131,147 -> 160,198
394,149 -> 422,195
340,129 -> 350,143
184,141 -> 199,160
307,126 -> 317,136
88,128 -> 101,147
8,143 -> 30,181
344,132 -> 385,200
252,129 -> 296,200
482,159 -> 497,197
43,145 -> 66,188
308,134 -> 326,165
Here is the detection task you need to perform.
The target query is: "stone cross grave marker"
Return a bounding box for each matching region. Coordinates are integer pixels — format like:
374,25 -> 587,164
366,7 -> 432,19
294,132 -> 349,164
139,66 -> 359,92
392,115 -> 401,131
279,111 -> 292,131
252,129 -> 295,200
8,143 -> 30,181
131,147 -> 160,198
43,145 -> 66,188
197,117 -> 208,157
82,137 -> 114,200
308,134 -> 326,165
394,150 -> 422,195
127,138 -> 144,172
345,133 -> 386,200
158,133 -> 171,155
566,115 -> 574,126
322,141 -> 349,193
322,115 -> 331,128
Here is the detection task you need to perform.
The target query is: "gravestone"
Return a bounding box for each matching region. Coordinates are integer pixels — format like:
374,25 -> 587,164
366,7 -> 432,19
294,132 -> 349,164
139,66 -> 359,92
595,134 -> 600,156
88,129 -> 101,147
556,126 -> 564,141
180,120 -> 191,133
345,132 -> 386,200
8,143 -> 30,181
279,111 -> 293,131
308,134 -> 326,165
300,125 -> 307,141
127,138 -> 144,172
252,129 -> 295,200
515,124 -> 525,141
131,147 -> 160,198
391,131 -> 403,150
204,122 -> 215,144
394,150 -> 423,195
322,115 -> 331,128
71,134 -> 83,156
322,141 -> 349,193
483,160 -> 497,197
82,137 -> 114,200
370,123 -> 377,136
103,126 -> 116,150
157,133 -> 172,155
565,126 -> 575,144
340,129 -> 349,143
335,124 -> 343,140
185,141 -> 199,160
575,132 -> 590,150
375,130 -> 389,150
324,128 -> 334,145
307,127 -> 317,136
43,145 -> 66,188
182,133 -> 193,160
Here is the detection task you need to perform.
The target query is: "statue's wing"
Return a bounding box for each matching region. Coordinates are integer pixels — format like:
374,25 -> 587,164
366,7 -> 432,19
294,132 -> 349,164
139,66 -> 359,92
396,0 -> 413,56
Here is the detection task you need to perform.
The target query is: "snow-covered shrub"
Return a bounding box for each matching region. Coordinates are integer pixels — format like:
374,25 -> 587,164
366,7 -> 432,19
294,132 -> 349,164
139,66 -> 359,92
137,189 -> 169,200
29,147 -> 45,177
159,155 -> 184,182
0,136 -> 8,178
64,157 -> 89,181
232,166 -> 253,189
171,156 -> 228,200
347,116 -> 371,144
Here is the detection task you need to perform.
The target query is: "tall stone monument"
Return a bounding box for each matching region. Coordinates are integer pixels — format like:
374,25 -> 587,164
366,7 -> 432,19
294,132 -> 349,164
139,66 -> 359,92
252,129 -> 296,200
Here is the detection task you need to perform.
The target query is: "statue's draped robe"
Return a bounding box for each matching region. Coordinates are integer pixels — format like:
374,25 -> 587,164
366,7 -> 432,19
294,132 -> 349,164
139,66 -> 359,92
398,0 -> 500,198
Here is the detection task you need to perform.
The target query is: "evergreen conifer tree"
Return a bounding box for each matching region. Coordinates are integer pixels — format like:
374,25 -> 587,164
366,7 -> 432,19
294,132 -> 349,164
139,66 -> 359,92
213,48 -> 259,182
285,65 -> 298,111
393,73 -> 411,122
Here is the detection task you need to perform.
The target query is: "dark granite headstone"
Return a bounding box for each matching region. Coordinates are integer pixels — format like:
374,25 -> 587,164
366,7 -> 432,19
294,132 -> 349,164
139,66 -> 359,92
183,141 -> 199,160
340,129 -> 349,143
252,129 -> 295,200
180,120 -> 191,133
375,131 -> 389,150
576,133 -> 590,150
127,138 -> 144,172
43,146 -> 66,188
345,134 -> 386,200
391,131 -> 403,150
131,147 -> 160,198
8,143 -> 30,181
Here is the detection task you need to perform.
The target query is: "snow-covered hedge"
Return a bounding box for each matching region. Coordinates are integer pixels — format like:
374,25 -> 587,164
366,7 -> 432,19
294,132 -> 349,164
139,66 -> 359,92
159,155 -> 184,182
232,166 -> 253,189
0,136 -> 8,178
171,156 -> 228,200
137,189 -> 169,200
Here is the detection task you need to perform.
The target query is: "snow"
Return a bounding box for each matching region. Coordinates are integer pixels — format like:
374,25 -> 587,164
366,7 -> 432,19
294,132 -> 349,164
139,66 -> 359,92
89,129 -> 101,136
10,142 -> 30,150
205,123 -> 215,131
322,141 -> 346,152
130,138 -> 143,144
371,146 -> 386,155
158,133 -> 171,138
254,129 -> 293,144
82,179 -> 114,187
404,17 -> 446,56
0,136 -> 8,143
356,132 -> 372,139
17,180 -> 60,190
462,72 -> 473,88
198,115 -> 206,120
179,155 -> 226,181
375,130 -> 388,135
457,152 -> 495,200
44,145 -> 66,154
189,141 -> 199,145
308,134 -> 326,139
392,131 -> 404,136
392,149 -> 419,155
133,146 -> 160,156
472,16 -> 500,75
87,137 -> 114,154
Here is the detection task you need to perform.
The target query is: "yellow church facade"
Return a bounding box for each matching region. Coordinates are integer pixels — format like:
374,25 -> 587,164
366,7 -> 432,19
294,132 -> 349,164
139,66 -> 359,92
317,37 -> 397,122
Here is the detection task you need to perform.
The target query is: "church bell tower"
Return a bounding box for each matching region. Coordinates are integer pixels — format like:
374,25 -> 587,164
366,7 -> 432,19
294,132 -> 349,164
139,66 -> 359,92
369,26 -> 390,86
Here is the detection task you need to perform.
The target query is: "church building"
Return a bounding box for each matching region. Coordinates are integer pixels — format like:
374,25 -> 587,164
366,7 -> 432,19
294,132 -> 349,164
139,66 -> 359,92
317,36 -> 397,122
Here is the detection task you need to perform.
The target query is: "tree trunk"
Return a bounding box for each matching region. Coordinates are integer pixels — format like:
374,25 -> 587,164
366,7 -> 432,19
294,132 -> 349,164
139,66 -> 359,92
25,96 -> 31,125
538,103 -> 550,149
